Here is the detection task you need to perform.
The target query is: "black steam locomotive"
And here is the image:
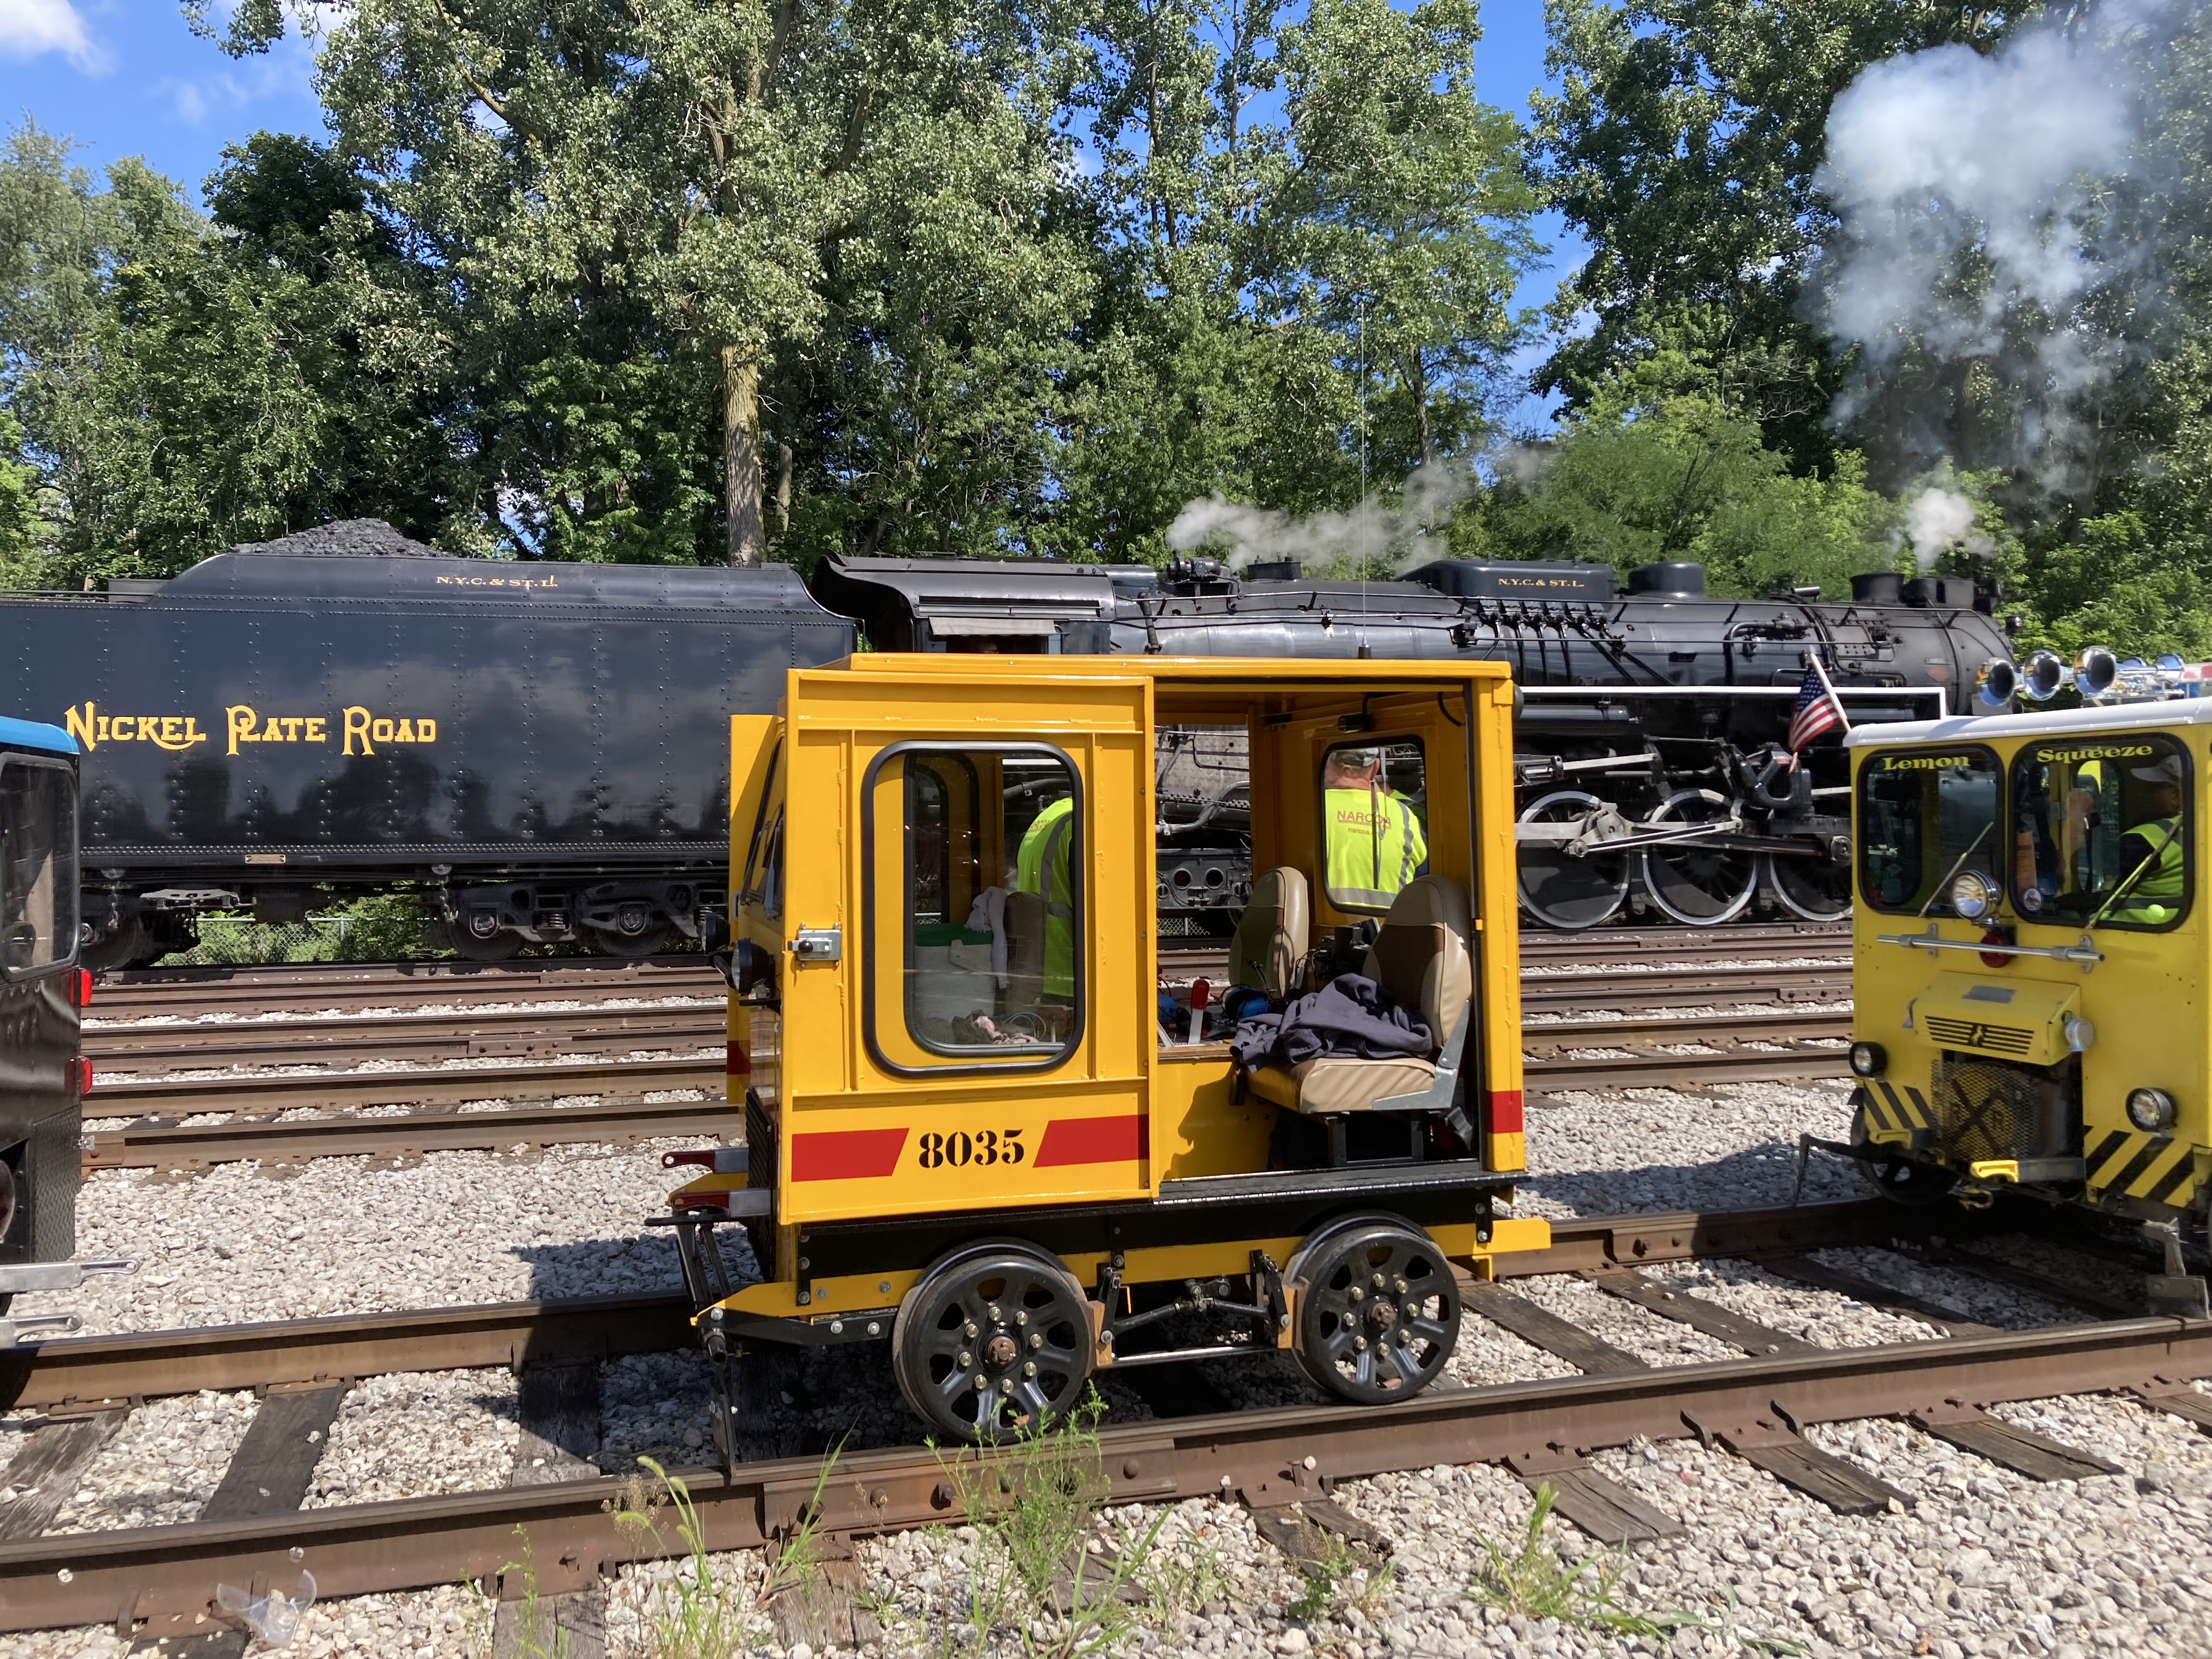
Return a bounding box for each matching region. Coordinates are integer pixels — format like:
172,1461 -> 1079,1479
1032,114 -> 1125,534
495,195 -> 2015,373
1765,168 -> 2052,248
0,527 -> 2013,961
815,553 -> 2016,929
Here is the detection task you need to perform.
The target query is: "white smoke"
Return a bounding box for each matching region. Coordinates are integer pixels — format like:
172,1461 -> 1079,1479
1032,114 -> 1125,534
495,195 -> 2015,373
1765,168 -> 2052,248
1900,484 -> 1991,571
1164,464 -> 1472,576
1813,8 -> 2176,493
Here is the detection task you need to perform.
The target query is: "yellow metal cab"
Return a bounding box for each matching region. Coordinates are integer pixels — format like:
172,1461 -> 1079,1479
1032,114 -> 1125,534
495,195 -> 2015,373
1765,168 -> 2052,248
1842,693 -> 2210,1305
660,654 -> 1546,1444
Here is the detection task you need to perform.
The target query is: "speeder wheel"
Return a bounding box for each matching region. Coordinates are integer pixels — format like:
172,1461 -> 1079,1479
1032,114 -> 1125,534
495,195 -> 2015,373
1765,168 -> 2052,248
1850,1101 -> 1954,1207
891,1239 -> 1093,1442
1639,788 -> 1757,925
1515,790 -> 1630,930
1287,1215 -> 1460,1405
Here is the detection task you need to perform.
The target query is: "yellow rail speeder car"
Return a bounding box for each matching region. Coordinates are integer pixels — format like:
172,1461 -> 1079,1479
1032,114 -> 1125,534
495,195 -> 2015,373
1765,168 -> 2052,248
661,654 -> 1547,1444
1846,692 -> 2212,1306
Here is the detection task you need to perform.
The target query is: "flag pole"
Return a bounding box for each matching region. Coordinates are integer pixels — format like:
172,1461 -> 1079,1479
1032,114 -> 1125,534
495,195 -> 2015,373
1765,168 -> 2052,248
1806,650 -> 1852,731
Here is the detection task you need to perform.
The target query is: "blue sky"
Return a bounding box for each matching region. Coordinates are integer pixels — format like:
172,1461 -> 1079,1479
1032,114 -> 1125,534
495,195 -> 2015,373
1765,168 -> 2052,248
0,0 -> 1581,422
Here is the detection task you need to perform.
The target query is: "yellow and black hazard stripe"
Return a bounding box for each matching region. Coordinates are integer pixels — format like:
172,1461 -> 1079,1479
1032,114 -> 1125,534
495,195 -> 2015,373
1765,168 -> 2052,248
2086,1129 -> 2200,1207
1853,1077 -> 1935,1139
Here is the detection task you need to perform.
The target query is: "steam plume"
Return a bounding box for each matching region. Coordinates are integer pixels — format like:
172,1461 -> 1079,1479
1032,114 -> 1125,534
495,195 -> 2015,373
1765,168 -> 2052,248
1165,464 -> 1471,575
1813,6 -> 2180,494
1900,483 -> 1991,571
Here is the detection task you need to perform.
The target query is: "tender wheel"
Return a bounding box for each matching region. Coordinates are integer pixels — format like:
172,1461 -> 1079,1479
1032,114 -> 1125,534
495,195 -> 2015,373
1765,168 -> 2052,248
891,1239 -> 1094,1442
1851,1102 -> 1954,1206
589,920 -> 672,958
1762,846 -> 1850,923
430,916 -> 526,962
1515,789 -> 1630,930
1288,1214 -> 1460,1404
1639,788 -> 1756,926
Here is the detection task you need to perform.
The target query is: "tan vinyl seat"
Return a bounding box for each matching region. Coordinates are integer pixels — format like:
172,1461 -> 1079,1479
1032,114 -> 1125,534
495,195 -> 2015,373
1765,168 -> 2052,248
1228,866 -> 1310,1001
1248,874 -> 1473,1116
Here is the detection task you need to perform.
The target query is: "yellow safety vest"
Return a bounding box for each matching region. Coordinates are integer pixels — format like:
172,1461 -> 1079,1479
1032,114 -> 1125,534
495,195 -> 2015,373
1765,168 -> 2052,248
1015,796 -> 1075,997
2111,815 -> 2184,925
1324,787 -> 1427,911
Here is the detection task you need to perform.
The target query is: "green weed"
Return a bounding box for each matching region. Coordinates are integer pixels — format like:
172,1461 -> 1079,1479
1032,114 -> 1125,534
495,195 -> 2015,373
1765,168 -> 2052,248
611,1456 -> 751,1659
1467,1485 -> 1698,1639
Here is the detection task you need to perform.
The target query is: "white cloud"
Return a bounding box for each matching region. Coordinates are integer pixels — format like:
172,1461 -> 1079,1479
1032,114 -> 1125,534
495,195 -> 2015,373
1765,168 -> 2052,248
0,0 -> 105,71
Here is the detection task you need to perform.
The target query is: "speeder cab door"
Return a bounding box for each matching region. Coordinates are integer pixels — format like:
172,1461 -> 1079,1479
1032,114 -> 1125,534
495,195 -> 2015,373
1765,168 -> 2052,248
776,662 -> 1154,1224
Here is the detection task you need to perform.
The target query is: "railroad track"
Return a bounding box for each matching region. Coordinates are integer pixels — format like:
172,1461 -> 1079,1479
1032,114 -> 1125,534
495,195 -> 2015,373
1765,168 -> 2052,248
4,1196 -> 2203,1638
78,1005 -> 1849,1171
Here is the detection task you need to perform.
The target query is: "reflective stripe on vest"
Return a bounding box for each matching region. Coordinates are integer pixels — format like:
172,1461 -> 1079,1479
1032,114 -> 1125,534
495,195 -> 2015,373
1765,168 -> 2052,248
1325,786 -> 1423,908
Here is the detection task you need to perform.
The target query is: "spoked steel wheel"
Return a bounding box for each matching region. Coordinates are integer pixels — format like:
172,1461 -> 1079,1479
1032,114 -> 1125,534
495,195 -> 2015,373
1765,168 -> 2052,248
1515,790 -> 1631,930
1639,788 -> 1756,926
1762,846 -> 1851,923
1287,1214 -> 1460,1404
891,1239 -> 1094,1441
1850,1102 -> 1954,1206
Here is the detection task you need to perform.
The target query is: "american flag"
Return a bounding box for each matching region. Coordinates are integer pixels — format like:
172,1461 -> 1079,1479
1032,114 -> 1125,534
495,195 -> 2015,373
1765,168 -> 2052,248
1786,664 -> 1846,752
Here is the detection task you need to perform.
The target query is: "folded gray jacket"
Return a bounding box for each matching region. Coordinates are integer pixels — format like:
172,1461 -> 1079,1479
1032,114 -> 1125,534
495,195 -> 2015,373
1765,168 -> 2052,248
1231,974 -> 1432,1070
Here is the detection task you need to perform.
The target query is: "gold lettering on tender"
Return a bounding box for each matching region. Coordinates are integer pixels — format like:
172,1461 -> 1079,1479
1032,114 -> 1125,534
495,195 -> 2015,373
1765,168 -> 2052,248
395,719 -> 415,742
371,717 -> 394,744
65,703 -> 95,750
227,706 -> 257,757
110,717 -> 133,741
305,717 -> 327,743
417,718 -> 436,742
279,717 -> 303,741
160,716 -> 183,747
343,706 -> 374,755
185,717 -> 204,745
95,715 -> 109,743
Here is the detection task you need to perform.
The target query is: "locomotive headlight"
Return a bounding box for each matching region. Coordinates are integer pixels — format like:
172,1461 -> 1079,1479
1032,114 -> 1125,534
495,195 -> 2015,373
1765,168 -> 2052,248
2127,1088 -> 2177,1132
1849,1041 -> 1887,1079
2062,1015 -> 2095,1053
1950,869 -> 1999,921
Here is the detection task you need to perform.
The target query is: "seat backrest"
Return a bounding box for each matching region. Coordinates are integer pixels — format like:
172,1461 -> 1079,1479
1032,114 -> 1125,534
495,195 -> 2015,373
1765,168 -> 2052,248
1362,874 -> 1473,1043
1228,866 -> 1311,999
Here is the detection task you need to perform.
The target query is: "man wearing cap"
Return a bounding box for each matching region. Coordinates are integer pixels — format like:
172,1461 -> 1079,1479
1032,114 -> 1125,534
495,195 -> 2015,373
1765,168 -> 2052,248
1323,747 -> 1427,911
2111,753 -> 2187,925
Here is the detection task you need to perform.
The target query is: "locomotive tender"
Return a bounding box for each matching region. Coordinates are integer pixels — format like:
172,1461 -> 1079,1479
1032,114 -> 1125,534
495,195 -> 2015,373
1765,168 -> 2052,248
0,524 -> 2013,961
0,527 -> 850,966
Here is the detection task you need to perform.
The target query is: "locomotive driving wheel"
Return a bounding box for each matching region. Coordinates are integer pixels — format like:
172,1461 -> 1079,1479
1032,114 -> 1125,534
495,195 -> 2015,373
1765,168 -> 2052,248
1639,788 -> 1757,925
890,1239 -> 1094,1441
1286,1214 -> 1461,1404
1760,844 -> 1852,922
1515,789 -> 1630,929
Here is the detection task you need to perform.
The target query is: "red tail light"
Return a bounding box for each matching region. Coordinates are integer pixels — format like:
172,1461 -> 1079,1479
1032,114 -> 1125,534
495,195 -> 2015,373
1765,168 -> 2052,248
73,1057 -> 93,1097
70,969 -> 92,1008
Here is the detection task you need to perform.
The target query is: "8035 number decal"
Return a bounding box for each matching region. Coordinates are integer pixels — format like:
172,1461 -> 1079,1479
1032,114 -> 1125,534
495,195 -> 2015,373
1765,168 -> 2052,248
916,1128 -> 1025,1169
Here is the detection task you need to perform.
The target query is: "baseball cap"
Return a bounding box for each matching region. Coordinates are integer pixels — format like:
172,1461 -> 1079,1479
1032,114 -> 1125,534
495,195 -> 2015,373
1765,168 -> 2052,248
1334,747 -> 1381,768
2131,754 -> 2185,785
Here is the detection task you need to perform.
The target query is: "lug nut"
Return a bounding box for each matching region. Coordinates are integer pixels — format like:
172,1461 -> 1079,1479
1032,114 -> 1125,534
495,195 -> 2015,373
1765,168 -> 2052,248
1028,1332 -> 1043,1350
987,1304 -> 1002,1321
999,1378 -> 1014,1395
1355,1337 -> 1368,1351
965,1321 -> 978,1338
1395,1278 -> 1407,1294
975,1375 -> 990,1392
1371,1273 -> 1385,1289
1348,1286 -> 1364,1302
1015,1310 -> 1029,1326
1023,1362 -> 1037,1378
958,1350 -> 973,1368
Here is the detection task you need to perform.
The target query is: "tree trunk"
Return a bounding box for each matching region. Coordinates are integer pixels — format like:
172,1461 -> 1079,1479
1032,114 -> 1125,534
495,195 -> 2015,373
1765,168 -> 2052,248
722,346 -> 766,567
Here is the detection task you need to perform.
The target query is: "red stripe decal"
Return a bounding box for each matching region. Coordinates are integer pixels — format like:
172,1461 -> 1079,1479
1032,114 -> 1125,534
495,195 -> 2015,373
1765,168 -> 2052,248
791,1127 -> 908,1181
1035,1114 -> 1146,1168
1487,1090 -> 1524,1135
726,1041 -> 751,1075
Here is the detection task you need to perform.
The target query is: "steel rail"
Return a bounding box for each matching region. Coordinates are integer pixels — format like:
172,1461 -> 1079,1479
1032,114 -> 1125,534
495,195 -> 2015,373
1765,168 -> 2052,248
3,1311 -> 2198,1637
1519,968 -> 1850,1014
84,1005 -> 725,1074
86,1054 -> 723,1120
91,960 -> 721,1018
1527,1045 -> 1850,1092
80,1097 -> 738,1172
2,1199 -> 1912,1411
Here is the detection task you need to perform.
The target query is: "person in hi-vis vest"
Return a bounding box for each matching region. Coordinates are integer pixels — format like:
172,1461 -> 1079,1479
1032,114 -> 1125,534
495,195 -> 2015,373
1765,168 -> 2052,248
1014,794 -> 1076,998
2111,752 -> 2186,925
1323,748 -> 1427,911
